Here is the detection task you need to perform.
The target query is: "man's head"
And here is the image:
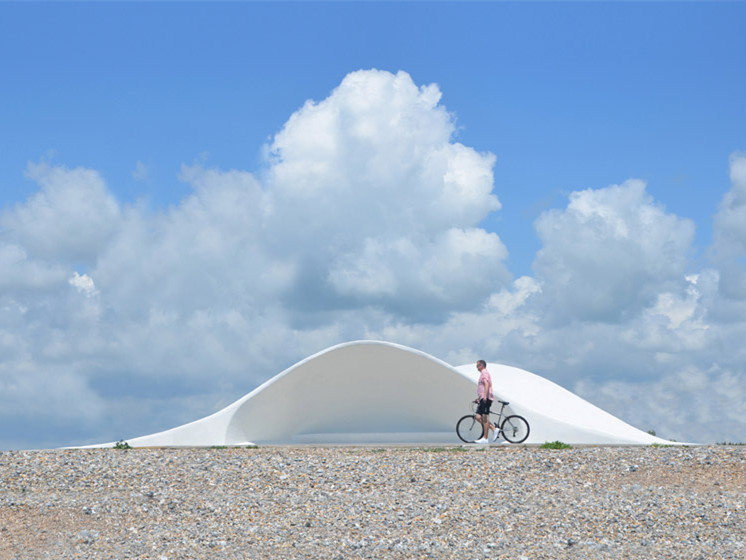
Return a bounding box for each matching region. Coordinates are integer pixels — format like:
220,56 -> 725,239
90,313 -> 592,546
476,360 -> 486,371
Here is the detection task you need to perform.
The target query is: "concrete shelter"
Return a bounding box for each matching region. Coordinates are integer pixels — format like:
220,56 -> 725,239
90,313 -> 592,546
94,340 -> 671,447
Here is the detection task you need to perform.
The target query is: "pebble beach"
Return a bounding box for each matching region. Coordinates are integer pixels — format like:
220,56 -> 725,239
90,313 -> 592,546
1,445 -> 744,559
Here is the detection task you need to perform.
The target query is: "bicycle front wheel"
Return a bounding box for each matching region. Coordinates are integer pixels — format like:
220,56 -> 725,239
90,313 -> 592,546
456,415 -> 483,443
500,415 -> 530,443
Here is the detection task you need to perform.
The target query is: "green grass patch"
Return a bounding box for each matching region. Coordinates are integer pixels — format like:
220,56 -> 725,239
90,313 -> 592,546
540,441 -> 572,449
113,440 -> 132,450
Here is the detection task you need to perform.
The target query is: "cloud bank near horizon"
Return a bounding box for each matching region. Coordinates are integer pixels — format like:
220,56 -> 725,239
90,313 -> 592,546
1,70 -> 744,447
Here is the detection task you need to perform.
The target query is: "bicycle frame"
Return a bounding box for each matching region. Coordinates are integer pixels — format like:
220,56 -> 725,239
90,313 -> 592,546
472,399 -> 509,433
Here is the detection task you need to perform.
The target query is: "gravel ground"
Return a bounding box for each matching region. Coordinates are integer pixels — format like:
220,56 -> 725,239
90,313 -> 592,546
1,445 -> 744,559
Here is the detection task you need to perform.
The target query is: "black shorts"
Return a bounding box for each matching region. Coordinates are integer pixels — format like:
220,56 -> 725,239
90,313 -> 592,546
476,399 -> 493,415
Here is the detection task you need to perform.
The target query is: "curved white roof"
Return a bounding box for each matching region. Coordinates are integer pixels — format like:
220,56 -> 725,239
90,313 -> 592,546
94,340 -> 671,447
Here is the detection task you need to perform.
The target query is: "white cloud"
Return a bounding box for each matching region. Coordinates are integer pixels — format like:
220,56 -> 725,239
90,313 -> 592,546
0,366 -> 106,421
265,70 -> 499,233
328,227 -> 509,314
69,271 -> 99,298
710,153 -> 746,301
0,163 -> 121,264
574,364 -> 746,443
1,69 -> 745,448
0,70 -> 513,447
714,152 -> 746,256
260,69 -> 507,318
532,179 -> 696,323
487,276 -> 542,316
0,242 -> 68,292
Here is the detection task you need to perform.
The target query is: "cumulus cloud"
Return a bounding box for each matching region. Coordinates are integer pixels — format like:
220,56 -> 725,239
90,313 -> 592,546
0,242 -> 68,293
574,364 -> 746,443
710,153 -> 746,302
0,70 -> 514,447
1,69 -> 745,447
532,179 -> 695,324
265,70 -> 498,232
0,163 -> 120,264
327,228 -> 508,316
713,153 -> 746,257
69,271 -> 99,298
262,70 -> 507,317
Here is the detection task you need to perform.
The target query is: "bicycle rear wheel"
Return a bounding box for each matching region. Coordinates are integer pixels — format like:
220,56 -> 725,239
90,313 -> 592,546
456,415 -> 483,443
500,415 -> 530,443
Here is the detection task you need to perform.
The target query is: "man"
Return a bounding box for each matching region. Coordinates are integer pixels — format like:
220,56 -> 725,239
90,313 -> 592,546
474,359 -> 497,444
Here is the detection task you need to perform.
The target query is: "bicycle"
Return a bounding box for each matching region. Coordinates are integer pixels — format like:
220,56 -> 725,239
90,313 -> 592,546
456,400 -> 530,444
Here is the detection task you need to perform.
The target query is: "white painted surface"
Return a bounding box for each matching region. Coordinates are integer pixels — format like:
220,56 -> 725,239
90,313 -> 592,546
87,340 -> 673,447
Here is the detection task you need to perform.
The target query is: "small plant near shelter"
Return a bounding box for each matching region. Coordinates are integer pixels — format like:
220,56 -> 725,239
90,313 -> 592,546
540,441 -> 572,449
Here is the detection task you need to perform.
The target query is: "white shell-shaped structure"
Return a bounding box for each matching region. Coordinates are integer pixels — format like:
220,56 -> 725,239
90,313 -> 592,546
101,340 -> 671,447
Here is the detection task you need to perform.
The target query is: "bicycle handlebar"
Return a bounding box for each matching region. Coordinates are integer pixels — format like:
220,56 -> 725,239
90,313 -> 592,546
472,399 -> 510,406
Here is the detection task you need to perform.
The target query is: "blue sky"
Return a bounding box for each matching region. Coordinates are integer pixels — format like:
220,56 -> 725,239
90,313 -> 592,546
1,2 -> 745,449
4,2 -> 743,272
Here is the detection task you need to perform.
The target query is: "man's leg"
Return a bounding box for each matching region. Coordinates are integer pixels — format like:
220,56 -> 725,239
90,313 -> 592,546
478,414 -> 490,439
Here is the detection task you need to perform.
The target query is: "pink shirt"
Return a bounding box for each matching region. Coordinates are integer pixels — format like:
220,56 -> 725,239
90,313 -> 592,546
478,368 -> 493,401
